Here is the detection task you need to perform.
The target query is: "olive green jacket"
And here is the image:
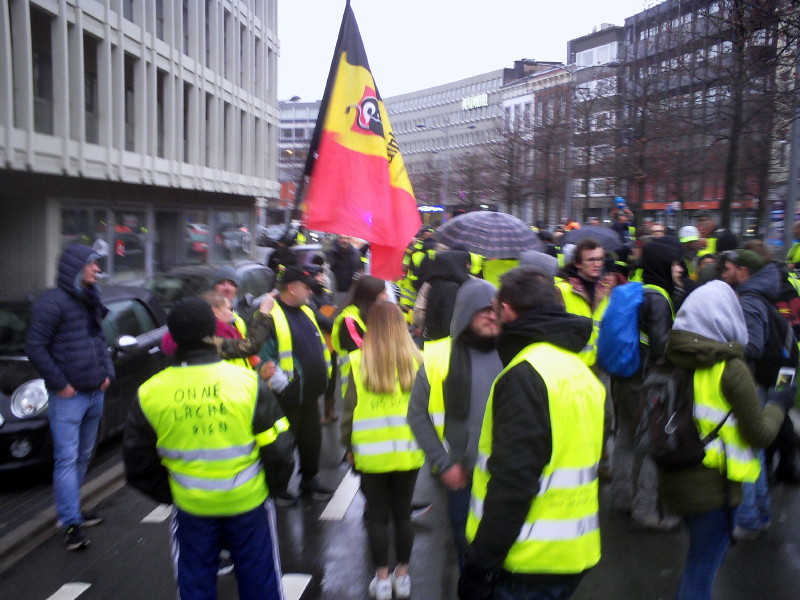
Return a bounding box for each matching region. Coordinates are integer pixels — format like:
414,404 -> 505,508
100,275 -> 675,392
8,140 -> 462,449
659,330 -> 784,515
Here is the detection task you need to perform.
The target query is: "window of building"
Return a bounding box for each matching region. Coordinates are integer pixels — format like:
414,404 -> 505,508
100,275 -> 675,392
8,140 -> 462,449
205,0 -> 212,67
83,34 -> 99,144
123,0 -> 134,22
224,10 -> 231,80
183,83 -> 192,163
156,70 -> 166,158
31,8 -> 53,135
183,0 -> 190,55
155,0 -> 165,41
124,53 -> 136,151
205,93 -> 213,167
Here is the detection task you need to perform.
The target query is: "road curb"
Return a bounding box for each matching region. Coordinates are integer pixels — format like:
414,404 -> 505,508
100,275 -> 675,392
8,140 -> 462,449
0,462 -> 126,572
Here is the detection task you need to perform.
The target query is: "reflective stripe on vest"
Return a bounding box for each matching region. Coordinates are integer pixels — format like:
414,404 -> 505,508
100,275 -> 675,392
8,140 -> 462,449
693,361 -> 760,483
138,362 -> 269,516
271,303 -> 332,381
422,337 -> 451,442
555,280 -> 608,366
349,350 -> 424,473
466,342 -> 605,574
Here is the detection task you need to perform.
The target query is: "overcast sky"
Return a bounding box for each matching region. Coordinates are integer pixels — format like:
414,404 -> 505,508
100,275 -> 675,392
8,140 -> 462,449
278,0 -> 650,101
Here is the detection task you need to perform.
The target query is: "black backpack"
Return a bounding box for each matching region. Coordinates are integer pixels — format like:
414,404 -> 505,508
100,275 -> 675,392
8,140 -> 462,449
740,291 -> 799,388
634,364 -> 729,471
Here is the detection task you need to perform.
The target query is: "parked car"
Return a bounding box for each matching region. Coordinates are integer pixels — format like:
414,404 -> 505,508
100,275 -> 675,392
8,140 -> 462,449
0,286 -> 168,472
143,262 -> 275,320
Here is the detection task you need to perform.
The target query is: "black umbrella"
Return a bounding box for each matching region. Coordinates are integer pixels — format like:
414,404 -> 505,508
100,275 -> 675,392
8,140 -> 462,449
561,225 -> 626,253
435,211 -> 542,259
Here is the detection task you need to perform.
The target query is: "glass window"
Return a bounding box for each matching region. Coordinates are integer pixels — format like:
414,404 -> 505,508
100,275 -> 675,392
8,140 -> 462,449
184,210 -> 208,264
31,9 -> 53,135
102,299 -> 157,344
124,53 -> 136,151
211,210 -> 250,263
84,34 -> 99,144
112,210 -> 147,283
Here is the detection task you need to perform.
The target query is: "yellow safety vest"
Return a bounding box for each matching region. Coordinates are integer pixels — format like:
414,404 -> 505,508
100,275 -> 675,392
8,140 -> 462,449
422,337 -> 450,442
482,259 -> 518,288
226,312 -> 251,369
469,253 -> 484,277
466,342 -> 605,574
693,361 -> 760,483
138,361 -> 288,516
639,284 -> 674,346
555,280 -> 608,366
270,303 -> 332,381
331,306 -> 366,398
349,350 -> 425,473
697,237 -> 718,258
787,242 -> 800,266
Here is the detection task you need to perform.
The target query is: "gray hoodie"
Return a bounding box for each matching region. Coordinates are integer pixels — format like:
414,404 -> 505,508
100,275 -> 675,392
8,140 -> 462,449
672,280 -> 748,347
407,278 -> 503,474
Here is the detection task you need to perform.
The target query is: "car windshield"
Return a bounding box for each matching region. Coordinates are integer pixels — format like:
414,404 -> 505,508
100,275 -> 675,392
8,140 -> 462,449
0,302 -> 30,355
143,274 -> 213,310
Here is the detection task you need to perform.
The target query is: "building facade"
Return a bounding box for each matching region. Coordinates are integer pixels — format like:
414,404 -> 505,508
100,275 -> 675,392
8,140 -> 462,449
276,98 -> 319,223
0,0 -> 280,294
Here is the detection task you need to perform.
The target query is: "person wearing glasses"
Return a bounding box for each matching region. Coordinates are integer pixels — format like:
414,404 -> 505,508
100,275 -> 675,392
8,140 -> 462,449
555,239 -> 609,369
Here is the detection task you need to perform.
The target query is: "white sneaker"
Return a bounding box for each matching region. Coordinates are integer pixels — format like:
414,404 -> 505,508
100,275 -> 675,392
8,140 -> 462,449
368,576 -> 393,600
393,572 -> 411,599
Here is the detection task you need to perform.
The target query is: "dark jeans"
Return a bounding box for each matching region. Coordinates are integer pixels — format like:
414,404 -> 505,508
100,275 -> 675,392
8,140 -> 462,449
359,469 -> 420,567
447,484 -> 472,568
493,575 -> 583,600
171,502 -> 282,600
678,507 -> 732,600
278,383 -> 322,481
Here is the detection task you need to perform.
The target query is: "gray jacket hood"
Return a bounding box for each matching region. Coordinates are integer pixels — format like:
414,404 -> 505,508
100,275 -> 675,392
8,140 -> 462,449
672,280 -> 748,347
450,278 -> 497,339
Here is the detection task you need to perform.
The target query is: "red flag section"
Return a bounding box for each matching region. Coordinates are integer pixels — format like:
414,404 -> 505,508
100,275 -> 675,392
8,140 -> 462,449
302,2 -> 420,281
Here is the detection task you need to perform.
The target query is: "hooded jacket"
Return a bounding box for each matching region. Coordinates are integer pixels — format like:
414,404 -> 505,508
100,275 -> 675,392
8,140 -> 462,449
735,261 -> 782,363
661,281 -> 783,515
423,250 -> 471,340
26,244 -> 114,392
464,303 -> 596,574
407,279 -> 502,475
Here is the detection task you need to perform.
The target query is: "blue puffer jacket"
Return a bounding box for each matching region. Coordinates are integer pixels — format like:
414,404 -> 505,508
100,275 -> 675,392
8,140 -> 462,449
25,244 -> 114,392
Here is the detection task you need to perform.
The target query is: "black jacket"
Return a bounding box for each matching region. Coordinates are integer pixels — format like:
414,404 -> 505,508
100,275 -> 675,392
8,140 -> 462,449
327,244 -> 363,292
25,244 -> 114,392
464,304 -> 598,582
123,347 -> 294,505
423,250 -> 470,340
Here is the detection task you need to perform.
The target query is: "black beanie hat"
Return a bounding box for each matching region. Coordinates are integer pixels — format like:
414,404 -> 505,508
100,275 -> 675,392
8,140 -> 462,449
168,297 -> 216,345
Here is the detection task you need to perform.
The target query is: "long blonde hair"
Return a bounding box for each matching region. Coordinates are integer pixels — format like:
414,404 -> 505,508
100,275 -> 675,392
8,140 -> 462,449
361,301 -> 422,394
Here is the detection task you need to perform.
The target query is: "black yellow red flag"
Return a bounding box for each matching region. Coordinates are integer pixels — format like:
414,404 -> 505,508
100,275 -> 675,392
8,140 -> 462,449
302,1 -> 420,280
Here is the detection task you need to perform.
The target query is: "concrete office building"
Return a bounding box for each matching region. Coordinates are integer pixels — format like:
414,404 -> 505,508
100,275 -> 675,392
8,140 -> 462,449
276,98 -> 319,222
385,70 -> 505,223
0,0 -> 280,294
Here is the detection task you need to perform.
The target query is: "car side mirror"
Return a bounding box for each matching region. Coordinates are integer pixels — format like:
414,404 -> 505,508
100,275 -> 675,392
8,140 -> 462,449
116,335 -> 139,352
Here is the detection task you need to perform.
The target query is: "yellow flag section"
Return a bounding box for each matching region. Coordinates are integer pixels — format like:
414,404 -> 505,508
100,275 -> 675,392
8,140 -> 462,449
303,1 -> 420,281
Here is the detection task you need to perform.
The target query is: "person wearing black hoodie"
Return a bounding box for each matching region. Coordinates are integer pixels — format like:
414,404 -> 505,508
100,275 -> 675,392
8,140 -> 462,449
422,250 -> 471,341
609,241 -> 682,532
459,266 -> 605,600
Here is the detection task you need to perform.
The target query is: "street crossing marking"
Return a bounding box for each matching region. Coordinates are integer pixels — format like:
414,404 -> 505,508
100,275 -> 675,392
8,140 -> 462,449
318,469 -> 360,521
282,573 -> 312,600
45,583 -> 91,600
142,504 -> 173,523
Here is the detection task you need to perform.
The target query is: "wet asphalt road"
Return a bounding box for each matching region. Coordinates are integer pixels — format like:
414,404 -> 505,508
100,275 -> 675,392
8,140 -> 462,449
2,415 -> 800,599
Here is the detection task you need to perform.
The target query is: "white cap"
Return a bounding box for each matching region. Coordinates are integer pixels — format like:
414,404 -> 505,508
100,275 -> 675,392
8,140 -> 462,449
678,225 -> 700,243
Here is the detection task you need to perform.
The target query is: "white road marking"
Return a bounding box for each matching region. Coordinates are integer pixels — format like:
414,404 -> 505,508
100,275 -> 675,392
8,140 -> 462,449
318,470 -> 360,521
141,504 -> 173,523
45,583 -> 91,600
282,573 -> 312,600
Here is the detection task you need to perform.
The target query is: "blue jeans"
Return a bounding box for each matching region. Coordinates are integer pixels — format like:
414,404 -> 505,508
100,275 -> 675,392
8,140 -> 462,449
678,507 -> 732,600
735,451 -> 770,531
171,502 -> 283,600
48,390 -> 104,527
493,575 -> 583,600
447,484 -> 472,569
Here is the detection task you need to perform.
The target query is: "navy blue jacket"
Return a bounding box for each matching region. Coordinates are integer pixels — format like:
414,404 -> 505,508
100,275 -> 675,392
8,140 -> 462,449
26,244 -> 114,392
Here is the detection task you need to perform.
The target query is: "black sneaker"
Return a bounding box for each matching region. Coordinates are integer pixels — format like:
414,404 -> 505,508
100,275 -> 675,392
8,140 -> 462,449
64,525 -> 90,551
81,510 -> 104,527
273,490 -> 299,507
300,479 -> 334,501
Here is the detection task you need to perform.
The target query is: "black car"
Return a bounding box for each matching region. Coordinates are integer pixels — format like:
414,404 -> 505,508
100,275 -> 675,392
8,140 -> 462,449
0,286 -> 168,471
143,261 -> 275,320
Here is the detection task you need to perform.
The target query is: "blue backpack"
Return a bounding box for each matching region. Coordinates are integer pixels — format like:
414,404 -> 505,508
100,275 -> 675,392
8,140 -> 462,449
597,282 -> 643,377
